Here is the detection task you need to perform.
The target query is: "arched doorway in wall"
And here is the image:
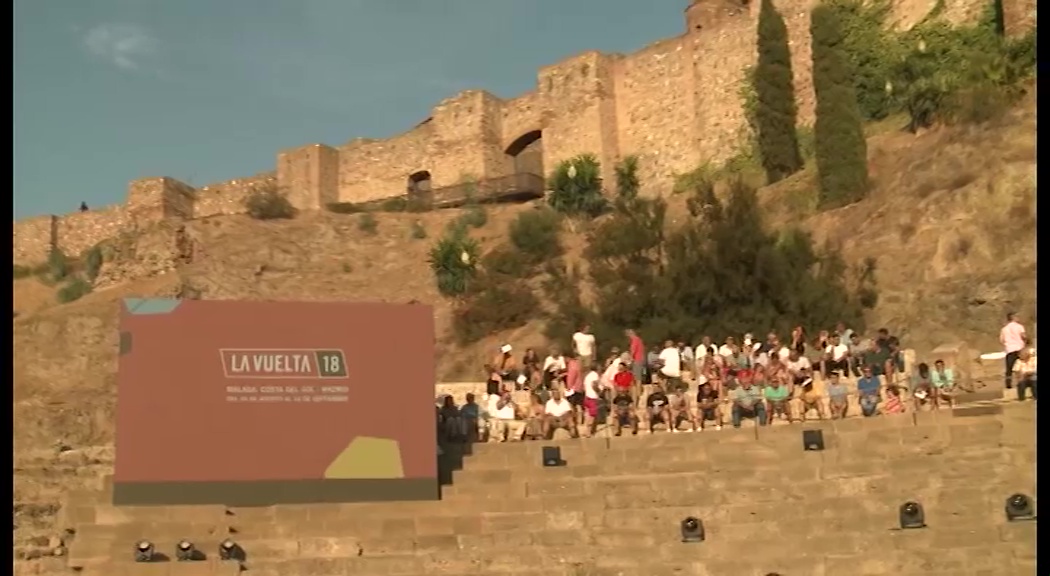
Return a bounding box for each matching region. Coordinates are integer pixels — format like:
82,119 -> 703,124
504,130 -> 544,178
407,170 -> 433,200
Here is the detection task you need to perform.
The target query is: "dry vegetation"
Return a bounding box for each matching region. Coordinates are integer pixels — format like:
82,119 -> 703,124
11,90 -> 1035,550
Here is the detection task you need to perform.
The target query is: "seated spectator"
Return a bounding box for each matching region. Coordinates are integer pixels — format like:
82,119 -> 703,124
762,378 -> 791,424
521,348 -> 542,389
611,387 -> 639,436
488,344 -> 519,395
883,385 -> 906,414
695,336 -> 717,363
695,382 -> 723,430
668,387 -> 697,433
856,365 -> 882,417
658,340 -> 685,393
789,326 -> 807,356
604,347 -> 623,370
612,359 -> 638,407
645,382 -> 673,433
438,395 -> 465,442
931,359 -> 956,407
582,363 -> 606,437
730,374 -> 766,428
848,333 -> 871,377
821,333 -> 851,378
911,363 -> 936,410
785,349 -> 813,391
864,336 -> 891,379
718,337 -> 737,358
543,388 -> 578,439
524,393 -> 546,440
826,372 -> 850,419
885,336 -> 905,385
796,378 -> 825,422
727,346 -> 751,371
646,346 -> 661,384
679,341 -> 695,378
541,347 -> 567,389
485,391 -> 524,442
459,393 -> 481,442
1012,348 -> 1037,401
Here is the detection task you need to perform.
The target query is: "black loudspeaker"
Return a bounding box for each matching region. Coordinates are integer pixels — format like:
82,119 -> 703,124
541,446 -> 565,467
802,429 -> 825,451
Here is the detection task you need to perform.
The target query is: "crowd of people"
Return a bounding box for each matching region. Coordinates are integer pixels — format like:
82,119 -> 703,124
434,315 -> 1034,443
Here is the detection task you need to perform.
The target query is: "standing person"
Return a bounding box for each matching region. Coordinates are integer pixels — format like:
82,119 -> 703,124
626,329 -> 646,392
1000,312 -> 1028,389
572,324 -> 597,370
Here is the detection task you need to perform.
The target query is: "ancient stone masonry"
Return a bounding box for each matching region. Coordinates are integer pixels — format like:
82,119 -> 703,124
13,0 -> 1026,265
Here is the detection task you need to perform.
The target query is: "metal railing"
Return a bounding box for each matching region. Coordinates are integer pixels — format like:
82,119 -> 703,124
328,172 -> 546,214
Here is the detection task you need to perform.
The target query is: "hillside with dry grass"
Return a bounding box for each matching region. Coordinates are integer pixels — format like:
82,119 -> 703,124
11,90 -> 1035,553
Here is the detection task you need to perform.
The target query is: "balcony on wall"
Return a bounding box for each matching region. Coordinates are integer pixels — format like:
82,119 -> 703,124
347,172 -> 546,213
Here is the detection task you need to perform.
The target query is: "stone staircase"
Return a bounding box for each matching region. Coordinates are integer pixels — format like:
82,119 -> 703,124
17,401 -> 1036,576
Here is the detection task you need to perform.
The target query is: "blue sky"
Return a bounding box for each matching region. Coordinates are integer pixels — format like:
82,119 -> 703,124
13,0 -> 687,218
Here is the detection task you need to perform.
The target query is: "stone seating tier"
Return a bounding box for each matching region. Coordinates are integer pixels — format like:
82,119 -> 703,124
36,405 -> 1036,576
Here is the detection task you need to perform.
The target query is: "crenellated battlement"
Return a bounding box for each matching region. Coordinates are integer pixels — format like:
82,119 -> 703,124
13,0 -> 1031,265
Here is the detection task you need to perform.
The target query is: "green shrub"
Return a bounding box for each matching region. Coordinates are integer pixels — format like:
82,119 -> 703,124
508,208 -> 563,265
326,202 -> 364,214
84,246 -> 104,282
428,231 -> 480,297
481,247 -> 532,278
46,249 -> 70,283
245,186 -> 297,220
461,205 -> 488,229
547,154 -> 608,218
380,197 -> 408,212
451,277 -> 539,345
358,213 -> 378,235
56,276 -> 93,304
13,265 -> 32,279
410,221 -> 428,240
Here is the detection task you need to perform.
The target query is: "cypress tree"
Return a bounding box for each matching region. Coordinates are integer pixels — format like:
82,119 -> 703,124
754,0 -> 803,184
811,4 -> 870,208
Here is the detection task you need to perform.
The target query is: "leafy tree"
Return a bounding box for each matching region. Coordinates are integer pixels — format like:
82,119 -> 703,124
547,154 -> 608,218
549,174 -> 876,355
245,185 -> 297,220
811,4 -> 870,208
754,0 -> 803,183
508,208 -> 563,266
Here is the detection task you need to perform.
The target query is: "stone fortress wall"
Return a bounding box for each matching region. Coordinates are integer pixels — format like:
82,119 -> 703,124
13,0 -> 1032,265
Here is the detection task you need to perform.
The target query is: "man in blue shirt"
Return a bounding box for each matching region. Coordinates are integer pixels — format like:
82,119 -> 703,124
856,365 -> 882,417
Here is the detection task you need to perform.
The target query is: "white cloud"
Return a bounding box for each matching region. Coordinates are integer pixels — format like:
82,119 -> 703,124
82,23 -> 157,71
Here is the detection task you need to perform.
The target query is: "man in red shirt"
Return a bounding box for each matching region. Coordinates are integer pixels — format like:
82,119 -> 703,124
626,329 -> 646,404
613,360 -> 636,405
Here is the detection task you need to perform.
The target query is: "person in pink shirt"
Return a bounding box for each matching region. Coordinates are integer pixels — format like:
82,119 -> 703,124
1000,312 -> 1028,389
626,329 -> 646,394
564,355 -> 584,425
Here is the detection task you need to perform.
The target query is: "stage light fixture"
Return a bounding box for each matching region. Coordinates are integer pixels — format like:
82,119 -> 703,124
680,516 -> 705,543
541,446 -> 565,467
1005,493 -> 1036,522
175,539 -> 196,561
133,540 -> 154,562
219,538 -> 244,561
898,501 -> 926,530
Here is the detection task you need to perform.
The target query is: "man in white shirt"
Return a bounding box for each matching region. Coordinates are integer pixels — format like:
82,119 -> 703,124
718,337 -> 737,358
484,392 -> 524,442
572,325 -> 597,370
658,340 -> 685,393
542,347 -> 568,389
784,349 -> 813,391
581,367 -> 604,437
543,388 -> 578,438
821,333 -> 851,378
1000,312 -> 1028,389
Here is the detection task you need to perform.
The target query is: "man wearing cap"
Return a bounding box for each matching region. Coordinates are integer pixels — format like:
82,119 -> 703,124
488,345 -> 520,396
